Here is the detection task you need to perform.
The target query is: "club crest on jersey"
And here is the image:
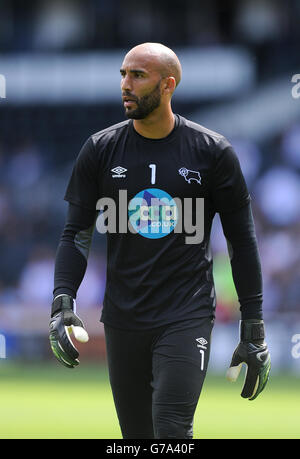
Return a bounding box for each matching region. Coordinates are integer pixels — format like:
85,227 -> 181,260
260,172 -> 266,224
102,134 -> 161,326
178,167 -> 201,185
111,166 -> 127,178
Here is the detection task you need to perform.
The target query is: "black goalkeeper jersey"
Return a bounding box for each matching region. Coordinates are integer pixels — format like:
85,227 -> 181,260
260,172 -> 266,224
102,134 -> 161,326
63,114 -> 251,329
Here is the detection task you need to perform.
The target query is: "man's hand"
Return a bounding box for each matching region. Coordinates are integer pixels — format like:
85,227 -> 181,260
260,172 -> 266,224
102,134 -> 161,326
226,319 -> 271,400
49,294 -> 89,368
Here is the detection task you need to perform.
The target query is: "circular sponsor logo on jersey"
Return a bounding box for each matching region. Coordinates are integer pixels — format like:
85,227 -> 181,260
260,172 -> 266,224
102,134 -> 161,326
128,188 -> 178,239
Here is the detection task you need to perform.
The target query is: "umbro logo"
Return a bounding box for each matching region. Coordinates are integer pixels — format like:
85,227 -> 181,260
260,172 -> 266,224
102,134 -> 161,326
196,337 -> 208,349
111,166 -> 127,178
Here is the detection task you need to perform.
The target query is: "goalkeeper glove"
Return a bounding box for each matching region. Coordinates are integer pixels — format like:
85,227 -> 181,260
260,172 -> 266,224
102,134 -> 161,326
226,319 -> 271,400
49,294 -> 89,369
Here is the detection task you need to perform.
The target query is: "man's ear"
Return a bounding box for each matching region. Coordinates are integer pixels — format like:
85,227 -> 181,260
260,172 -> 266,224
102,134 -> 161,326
163,76 -> 176,95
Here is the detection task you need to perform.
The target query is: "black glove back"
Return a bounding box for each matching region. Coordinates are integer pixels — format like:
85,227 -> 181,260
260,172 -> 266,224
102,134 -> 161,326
227,320 -> 271,400
49,295 -> 88,369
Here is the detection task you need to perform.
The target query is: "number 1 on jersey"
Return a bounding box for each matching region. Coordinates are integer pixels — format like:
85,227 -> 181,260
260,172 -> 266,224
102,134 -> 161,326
149,164 -> 156,185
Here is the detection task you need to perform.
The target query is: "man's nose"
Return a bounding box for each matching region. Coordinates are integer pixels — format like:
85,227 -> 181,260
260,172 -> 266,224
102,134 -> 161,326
121,74 -> 132,92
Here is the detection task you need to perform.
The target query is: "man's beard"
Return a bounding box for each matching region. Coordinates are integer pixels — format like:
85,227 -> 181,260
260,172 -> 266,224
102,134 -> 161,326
124,80 -> 161,120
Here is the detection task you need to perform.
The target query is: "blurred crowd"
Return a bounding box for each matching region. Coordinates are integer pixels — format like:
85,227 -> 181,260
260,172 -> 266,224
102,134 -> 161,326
0,0 -> 299,322
1,1 -> 299,55
210,124 -> 300,321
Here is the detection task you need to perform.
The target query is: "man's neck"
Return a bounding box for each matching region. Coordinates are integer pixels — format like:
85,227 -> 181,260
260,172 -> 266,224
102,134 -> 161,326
133,108 -> 175,139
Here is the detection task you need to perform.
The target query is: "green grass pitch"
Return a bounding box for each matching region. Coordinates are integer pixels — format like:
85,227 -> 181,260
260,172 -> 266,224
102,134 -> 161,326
0,361 -> 299,439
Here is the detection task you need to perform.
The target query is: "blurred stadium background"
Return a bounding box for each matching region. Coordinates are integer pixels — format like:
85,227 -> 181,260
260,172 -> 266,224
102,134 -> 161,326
0,0 -> 300,439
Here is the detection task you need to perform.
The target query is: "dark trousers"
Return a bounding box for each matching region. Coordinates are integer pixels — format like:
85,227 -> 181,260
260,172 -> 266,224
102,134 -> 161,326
104,316 -> 214,439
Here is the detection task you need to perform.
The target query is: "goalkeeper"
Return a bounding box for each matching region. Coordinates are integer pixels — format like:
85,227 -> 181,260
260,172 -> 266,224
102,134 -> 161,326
49,42 -> 270,438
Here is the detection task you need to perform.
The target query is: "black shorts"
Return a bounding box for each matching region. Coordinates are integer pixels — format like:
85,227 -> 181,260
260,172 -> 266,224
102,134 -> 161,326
104,316 -> 214,439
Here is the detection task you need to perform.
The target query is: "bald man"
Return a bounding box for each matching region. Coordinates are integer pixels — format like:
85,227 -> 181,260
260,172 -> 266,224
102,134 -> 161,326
49,43 -> 270,439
